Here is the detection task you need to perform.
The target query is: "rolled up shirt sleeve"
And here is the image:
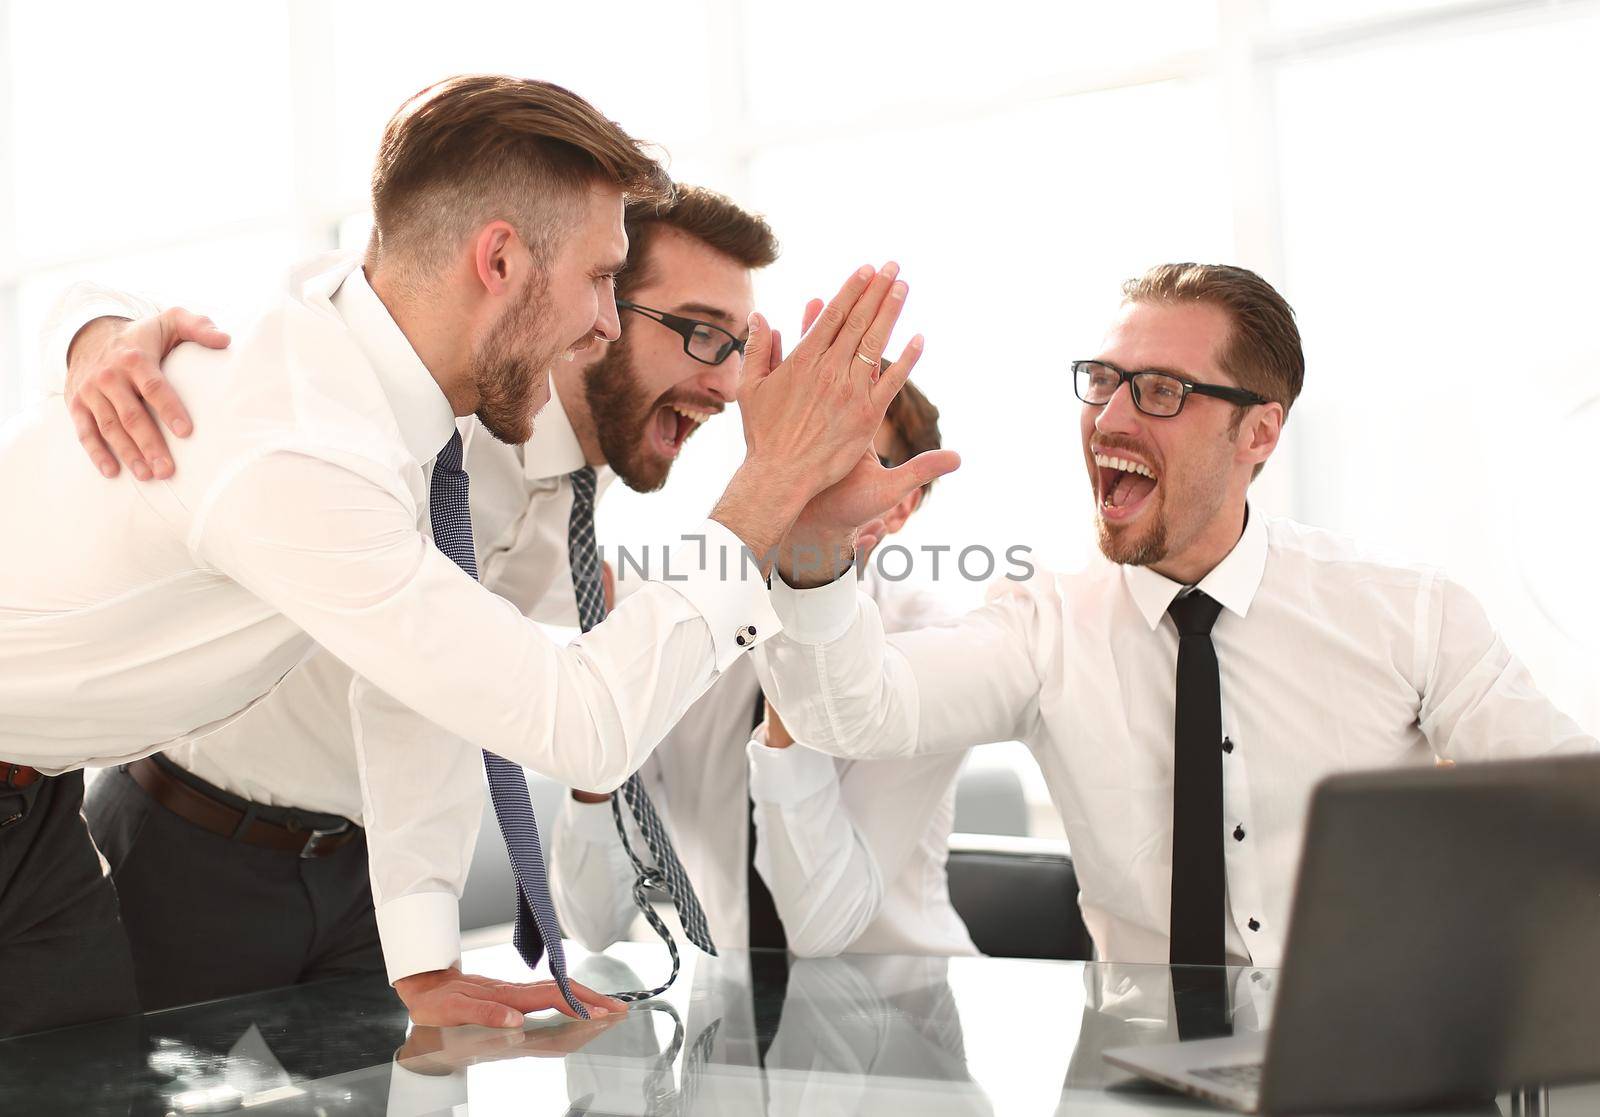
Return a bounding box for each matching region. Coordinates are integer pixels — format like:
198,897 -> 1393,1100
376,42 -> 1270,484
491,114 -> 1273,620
747,730 -> 882,957
548,791 -> 643,953
40,282 -> 164,397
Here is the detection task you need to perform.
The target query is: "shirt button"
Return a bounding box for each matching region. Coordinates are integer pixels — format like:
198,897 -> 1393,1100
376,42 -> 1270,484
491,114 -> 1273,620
1248,918 -> 1261,932
1233,825 -> 1246,842
1222,737 -> 1234,754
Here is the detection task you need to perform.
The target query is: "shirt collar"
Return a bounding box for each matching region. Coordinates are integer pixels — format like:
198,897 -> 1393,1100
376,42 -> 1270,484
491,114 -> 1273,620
1121,505 -> 1269,631
327,260 -> 457,466
521,376 -> 590,482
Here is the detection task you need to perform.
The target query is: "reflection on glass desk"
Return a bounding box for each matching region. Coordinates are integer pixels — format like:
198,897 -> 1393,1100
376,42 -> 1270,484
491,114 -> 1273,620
3,938 -> 1596,1115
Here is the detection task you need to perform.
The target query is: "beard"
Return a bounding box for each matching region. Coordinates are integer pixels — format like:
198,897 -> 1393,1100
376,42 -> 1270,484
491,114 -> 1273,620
472,272 -> 558,446
1095,492 -> 1171,566
582,331 -> 674,493
1093,443 -> 1231,570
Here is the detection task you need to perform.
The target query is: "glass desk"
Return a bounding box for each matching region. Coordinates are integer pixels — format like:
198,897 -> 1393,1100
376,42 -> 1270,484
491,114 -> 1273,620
2,938 -> 1595,1115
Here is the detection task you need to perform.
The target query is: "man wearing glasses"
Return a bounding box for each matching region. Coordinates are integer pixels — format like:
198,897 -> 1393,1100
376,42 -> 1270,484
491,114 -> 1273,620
755,262 -> 1595,978
44,186 -> 790,1013
551,374 -> 980,962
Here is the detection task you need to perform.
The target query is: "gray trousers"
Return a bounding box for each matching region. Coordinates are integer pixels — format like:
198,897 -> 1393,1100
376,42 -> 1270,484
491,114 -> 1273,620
0,770 -> 140,1038
85,764 -> 385,1012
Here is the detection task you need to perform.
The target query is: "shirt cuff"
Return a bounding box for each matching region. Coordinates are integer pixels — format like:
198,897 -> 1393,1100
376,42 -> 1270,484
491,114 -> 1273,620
39,283 -> 162,397
562,791 -> 621,843
375,891 -> 462,984
768,568 -> 860,645
659,518 -> 782,672
747,730 -> 842,806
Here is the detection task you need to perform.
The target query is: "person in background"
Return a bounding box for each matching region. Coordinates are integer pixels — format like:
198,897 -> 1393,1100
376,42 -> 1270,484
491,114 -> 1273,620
552,373 -> 979,960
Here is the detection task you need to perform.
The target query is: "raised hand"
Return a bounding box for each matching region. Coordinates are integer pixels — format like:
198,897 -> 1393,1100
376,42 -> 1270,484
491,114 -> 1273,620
739,263 -> 922,491
65,308 -> 230,481
780,446 -> 960,588
774,288 -> 960,587
710,265 -> 932,569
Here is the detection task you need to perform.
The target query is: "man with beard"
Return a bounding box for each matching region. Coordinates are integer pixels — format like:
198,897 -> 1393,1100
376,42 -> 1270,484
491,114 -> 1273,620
754,262 -> 1595,976
0,72 -> 950,1037
552,375 -> 979,959
52,184 -> 781,1016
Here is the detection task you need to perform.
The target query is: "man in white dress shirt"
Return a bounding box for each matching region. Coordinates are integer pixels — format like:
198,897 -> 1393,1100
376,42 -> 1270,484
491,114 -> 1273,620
0,76 -> 950,1036
755,262 -> 1596,979
51,187 -> 785,1014
552,378 -> 979,959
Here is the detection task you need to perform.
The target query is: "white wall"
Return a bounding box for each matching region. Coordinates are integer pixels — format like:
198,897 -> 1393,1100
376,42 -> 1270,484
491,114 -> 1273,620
3,0 -> 1597,759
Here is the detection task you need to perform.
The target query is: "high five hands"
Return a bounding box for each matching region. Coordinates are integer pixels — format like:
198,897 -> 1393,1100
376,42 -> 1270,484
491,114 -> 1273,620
711,263 -> 959,582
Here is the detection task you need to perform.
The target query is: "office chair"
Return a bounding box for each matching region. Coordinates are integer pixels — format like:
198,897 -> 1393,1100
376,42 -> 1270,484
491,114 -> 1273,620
945,836 -> 1093,961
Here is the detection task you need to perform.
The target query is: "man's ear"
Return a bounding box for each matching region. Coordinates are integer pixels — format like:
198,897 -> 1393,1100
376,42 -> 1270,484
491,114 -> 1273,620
881,486 -> 924,536
472,221 -> 520,297
1239,401 -> 1284,471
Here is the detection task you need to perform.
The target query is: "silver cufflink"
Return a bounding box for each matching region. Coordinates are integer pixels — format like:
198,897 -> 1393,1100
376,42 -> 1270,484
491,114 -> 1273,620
734,624 -> 757,647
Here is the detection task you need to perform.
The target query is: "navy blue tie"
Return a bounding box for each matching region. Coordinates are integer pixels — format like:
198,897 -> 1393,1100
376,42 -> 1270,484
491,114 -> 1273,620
430,430 -> 587,1019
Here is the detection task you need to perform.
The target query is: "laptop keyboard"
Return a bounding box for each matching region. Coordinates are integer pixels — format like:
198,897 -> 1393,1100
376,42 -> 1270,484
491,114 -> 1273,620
1191,1062 -> 1264,1090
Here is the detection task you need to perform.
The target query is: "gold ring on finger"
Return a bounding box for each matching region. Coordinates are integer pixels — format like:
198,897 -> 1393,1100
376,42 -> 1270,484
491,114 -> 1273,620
854,350 -> 878,367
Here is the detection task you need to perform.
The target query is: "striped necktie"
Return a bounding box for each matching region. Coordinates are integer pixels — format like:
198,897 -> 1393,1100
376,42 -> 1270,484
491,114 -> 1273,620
430,430 -> 587,1019
567,465 -> 716,1003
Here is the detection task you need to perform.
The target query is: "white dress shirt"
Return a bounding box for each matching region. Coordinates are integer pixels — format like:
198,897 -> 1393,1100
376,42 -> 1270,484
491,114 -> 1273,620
157,377 -> 609,982
551,569 -> 977,957
755,508 -> 1597,966
0,252 -> 779,980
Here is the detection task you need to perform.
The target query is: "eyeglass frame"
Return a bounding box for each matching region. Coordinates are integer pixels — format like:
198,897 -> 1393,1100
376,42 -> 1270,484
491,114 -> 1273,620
616,299 -> 747,366
1071,359 -> 1269,418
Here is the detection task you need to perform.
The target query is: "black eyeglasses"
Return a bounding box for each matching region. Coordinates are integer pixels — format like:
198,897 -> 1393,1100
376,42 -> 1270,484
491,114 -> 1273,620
1072,359 -> 1268,418
616,300 -> 746,366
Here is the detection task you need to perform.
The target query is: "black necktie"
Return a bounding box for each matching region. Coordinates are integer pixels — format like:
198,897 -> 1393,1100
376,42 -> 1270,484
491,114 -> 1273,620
1166,589 -> 1232,1039
1167,589 -> 1227,963
744,691 -> 790,1080
566,467 -> 715,1003
745,691 -> 788,952
430,431 -> 586,1017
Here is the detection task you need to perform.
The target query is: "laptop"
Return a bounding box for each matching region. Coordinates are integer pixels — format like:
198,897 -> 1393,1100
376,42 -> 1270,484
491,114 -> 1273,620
1104,753 -> 1600,1114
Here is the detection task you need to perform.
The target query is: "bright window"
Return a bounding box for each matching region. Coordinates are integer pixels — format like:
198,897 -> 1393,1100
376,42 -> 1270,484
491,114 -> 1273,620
2,1 -> 1596,845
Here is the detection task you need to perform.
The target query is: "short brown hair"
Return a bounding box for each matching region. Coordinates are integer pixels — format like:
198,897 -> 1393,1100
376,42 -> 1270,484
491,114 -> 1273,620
368,74 -> 671,277
619,185 -> 780,299
881,371 -> 943,498
1121,263 -> 1304,418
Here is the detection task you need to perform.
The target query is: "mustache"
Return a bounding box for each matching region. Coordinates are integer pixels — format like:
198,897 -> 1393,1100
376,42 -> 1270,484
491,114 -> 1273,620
1090,436 -> 1157,459
654,390 -> 725,416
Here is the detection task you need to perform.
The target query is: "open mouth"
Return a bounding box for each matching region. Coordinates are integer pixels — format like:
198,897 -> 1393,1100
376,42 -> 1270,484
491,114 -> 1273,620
649,402 -> 717,460
1093,450 -> 1159,523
